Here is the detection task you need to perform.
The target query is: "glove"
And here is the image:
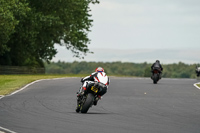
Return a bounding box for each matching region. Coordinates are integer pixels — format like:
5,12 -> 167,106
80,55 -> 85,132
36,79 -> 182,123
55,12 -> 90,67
80,78 -> 84,82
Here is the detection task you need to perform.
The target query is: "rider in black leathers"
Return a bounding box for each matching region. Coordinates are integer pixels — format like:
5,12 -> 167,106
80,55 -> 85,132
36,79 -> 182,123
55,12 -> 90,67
151,60 -> 163,79
196,66 -> 200,77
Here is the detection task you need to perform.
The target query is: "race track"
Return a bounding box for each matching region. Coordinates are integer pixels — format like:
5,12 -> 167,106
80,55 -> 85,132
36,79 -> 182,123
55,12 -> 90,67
0,77 -> 200,133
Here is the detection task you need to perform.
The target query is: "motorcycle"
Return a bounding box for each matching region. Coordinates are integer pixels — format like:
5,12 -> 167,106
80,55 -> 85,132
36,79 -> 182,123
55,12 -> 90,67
196,67 -> 200,77
76,81 -> 102,113
151,67 -> 161,84
197,72 -> 200,77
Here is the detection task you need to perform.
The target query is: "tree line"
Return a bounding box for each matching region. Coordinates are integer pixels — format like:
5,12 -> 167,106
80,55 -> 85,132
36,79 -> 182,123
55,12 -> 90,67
0,0 -> 99,67
45,61 -> 198,78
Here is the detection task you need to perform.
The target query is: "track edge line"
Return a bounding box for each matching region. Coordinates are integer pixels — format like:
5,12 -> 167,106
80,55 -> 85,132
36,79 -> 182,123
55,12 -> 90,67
0,126 -> 17,133
0,77 -> 73,100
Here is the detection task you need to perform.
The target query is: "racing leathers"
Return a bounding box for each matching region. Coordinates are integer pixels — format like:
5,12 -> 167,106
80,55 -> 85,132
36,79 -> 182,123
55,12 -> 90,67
151,61 -> 163,79
77,71 -> 110,104
196,66 -> 200,77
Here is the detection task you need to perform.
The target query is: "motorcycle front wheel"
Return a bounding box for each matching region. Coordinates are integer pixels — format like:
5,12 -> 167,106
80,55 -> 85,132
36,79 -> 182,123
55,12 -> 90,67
153,74 -> 159,84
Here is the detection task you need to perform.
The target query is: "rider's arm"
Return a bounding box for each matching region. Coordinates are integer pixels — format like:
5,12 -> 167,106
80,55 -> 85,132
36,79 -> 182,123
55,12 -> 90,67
81,72 -> 97,82
81,76 -> 90,82
160,65 -> 163,71
151,63 -> 155,69
107,77 -> 110,85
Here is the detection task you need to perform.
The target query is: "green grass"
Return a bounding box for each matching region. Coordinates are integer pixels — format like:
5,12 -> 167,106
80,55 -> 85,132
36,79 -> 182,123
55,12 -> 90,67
0,74 -> 86,96
197,84 -> 200,88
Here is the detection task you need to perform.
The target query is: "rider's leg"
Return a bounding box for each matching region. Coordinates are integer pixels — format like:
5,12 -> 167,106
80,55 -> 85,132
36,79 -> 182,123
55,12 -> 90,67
93,86 -> 107,106
159,72 -> 162,79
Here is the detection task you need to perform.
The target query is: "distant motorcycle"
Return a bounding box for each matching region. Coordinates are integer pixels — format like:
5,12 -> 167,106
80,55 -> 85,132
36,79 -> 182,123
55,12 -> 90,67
196,66 -> 200,77
76,81 -> 103,113
151,67 -> 161,84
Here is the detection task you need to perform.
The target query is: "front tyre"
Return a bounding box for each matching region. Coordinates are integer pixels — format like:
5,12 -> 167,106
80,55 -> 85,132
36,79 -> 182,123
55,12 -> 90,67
81,93 -> 94,113
153,74 -> 159,84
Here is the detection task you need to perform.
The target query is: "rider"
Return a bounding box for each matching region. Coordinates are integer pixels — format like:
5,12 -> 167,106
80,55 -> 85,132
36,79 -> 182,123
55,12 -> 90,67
196,66 -> 200,77
77,67 -> 110,105
151,60 -> 163,79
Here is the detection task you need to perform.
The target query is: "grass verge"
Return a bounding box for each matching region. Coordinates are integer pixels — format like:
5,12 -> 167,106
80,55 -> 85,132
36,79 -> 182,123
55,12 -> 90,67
0,74 -> 86,96
197,84 -> 200,88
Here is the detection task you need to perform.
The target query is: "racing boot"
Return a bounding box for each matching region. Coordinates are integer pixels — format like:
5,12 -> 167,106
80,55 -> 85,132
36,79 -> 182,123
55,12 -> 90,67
93,95 -> 101,106
77,91 -> 84,97
77,87 -> 86,97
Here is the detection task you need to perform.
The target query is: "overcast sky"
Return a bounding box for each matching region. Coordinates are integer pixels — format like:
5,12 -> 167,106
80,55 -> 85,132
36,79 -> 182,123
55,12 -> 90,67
53,0 -> 200,64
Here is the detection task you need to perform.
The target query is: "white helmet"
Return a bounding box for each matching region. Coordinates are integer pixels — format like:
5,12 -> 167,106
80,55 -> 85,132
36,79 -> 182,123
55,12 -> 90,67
95,67 -> 104,72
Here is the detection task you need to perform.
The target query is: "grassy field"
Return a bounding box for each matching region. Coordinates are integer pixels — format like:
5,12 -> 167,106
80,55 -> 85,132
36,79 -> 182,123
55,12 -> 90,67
0,74 -> 86,96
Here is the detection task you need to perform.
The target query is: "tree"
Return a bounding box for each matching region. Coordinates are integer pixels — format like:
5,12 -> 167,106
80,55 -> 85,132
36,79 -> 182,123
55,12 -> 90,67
0,0 -> 30,56
0,0 -> 99,67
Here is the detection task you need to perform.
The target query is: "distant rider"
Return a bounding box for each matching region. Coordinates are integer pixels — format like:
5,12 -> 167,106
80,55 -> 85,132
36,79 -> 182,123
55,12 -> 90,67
196,66 -> 200,77
151,60 -> 163,79
77,67 -> 110,105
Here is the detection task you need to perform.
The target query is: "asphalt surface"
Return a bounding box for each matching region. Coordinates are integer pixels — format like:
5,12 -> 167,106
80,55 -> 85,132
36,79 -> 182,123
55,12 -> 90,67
0,77 -> 200,133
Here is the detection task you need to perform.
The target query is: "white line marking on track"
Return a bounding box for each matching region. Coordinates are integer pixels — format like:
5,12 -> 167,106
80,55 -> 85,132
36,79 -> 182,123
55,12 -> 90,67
0,126 -> 17,133
0,77 -> 74,100
0,77 -> 76,133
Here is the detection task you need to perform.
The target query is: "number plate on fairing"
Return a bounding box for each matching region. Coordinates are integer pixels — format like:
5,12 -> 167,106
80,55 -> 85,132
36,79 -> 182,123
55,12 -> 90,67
91,86 -> 98,93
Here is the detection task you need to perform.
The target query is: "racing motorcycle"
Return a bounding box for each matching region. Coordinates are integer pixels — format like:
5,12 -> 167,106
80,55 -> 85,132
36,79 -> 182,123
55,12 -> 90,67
151,67 -> 161,84
76,81 -> 102,113
196,66 -> 200,77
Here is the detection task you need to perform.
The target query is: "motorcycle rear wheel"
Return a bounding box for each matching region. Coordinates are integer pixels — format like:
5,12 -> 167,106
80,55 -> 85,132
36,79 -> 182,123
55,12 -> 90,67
81,93 -> 94,113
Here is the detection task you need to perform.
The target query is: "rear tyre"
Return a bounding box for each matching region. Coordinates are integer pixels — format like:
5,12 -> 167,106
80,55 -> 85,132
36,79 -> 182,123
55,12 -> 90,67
81,93 -> 94,113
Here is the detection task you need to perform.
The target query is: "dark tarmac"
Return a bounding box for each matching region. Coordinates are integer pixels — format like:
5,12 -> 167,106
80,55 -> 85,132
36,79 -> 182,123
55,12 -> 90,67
0,77 -> 200,133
